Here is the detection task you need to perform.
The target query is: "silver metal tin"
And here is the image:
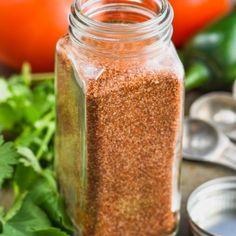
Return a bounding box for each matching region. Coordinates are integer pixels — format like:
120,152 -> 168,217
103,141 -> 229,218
187,177 -> 236,236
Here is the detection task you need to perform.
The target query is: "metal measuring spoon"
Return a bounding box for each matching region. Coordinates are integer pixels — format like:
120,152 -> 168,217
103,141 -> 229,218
190,92 -> 236,142
183,118 -> 236,170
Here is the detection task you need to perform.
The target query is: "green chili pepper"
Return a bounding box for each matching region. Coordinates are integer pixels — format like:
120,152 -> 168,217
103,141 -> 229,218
183,11 -> 236,91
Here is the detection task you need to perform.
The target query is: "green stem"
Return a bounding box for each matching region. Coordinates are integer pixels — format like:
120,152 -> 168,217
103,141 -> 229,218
36,122 -> 55,160
185,62 -> 210,91
31,73 -> 54,82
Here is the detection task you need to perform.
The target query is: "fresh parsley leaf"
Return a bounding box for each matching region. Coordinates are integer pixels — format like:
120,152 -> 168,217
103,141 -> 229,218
13,167 -> 73,234
17,147 -> 42,174
1,199 -> 54,236
2,172 -> 72,236
0,80 -> 11,103
3,193 -> 27,222
0,137 -> 19,187
0,104 -> 19,132
14,164 -> 39,194
27,170 -> 73,233
24,82 -> 55,124
0,65 -> 74,235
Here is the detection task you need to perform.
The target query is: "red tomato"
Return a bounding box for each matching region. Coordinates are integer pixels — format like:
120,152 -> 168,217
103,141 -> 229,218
0,0 -> 72,72
169,0 -> 232,47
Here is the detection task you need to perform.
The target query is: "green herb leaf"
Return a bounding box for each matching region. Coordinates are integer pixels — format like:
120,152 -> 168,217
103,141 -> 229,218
0,79 -> 11,103
0,137 -> 19,187
0,65 -> 74,235
1,199 -> 53,236
1,181 -> 71,236
27,171 -> 73,233
17,147 -> 42,174
13,167 -> 73,234
0,104 -> 18,131
14,164 -> 38,194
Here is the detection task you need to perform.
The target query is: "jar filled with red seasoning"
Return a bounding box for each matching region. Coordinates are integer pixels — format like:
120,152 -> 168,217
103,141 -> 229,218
55,0 -> 184,235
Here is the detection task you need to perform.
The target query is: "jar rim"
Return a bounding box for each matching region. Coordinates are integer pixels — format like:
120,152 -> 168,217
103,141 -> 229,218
69,0 -> 174,56
76,0 -> 169,30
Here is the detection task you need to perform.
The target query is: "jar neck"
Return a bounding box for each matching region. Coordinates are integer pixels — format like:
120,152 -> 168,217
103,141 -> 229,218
69,0 -> 173,57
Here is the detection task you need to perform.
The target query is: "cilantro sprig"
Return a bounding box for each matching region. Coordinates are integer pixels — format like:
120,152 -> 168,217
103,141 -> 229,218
0,65 -> 74,236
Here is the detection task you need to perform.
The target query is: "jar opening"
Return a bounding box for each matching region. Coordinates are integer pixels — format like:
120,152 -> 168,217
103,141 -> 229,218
79,0 -> 162,24
69,0 -> 173,55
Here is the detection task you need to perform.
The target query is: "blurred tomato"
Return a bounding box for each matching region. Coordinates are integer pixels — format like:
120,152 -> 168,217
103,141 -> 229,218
0,0 -> 72,72
169,0 -> 232,47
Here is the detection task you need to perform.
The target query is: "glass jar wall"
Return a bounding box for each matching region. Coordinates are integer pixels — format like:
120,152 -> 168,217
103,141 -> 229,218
55,0 -> 184,235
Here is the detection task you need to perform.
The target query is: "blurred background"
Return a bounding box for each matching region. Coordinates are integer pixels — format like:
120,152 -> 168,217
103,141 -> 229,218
0,0 -> 234,77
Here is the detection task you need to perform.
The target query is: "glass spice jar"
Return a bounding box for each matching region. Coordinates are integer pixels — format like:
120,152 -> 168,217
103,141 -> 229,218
55,0 -> 184,235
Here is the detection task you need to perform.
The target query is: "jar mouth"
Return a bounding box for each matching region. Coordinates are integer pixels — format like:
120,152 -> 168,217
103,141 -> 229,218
69,0 -> 173,55
77,0 -> 169,30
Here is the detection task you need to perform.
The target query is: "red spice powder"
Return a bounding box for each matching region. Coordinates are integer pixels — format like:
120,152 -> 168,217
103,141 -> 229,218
56,36 -> 183,236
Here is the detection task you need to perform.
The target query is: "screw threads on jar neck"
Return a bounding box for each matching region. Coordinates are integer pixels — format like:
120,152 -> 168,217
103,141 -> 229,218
69,0 -> 173,56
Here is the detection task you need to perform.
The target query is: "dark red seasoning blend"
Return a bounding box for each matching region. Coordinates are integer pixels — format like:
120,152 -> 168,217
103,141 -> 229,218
55,0 -> 184,236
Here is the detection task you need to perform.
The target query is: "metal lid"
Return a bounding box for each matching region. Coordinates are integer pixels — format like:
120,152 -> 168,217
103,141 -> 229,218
187,177 -> 236,236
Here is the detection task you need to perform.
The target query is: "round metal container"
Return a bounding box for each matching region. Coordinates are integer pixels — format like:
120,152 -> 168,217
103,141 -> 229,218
187,177 -> 236,236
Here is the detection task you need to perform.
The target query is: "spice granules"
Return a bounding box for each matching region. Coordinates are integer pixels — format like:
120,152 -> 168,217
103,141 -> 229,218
86,71 -> 182,236
56,36 -> 183,236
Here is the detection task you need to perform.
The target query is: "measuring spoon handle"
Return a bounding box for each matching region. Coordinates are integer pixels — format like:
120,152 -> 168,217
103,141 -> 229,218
219,143 -> 236,171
